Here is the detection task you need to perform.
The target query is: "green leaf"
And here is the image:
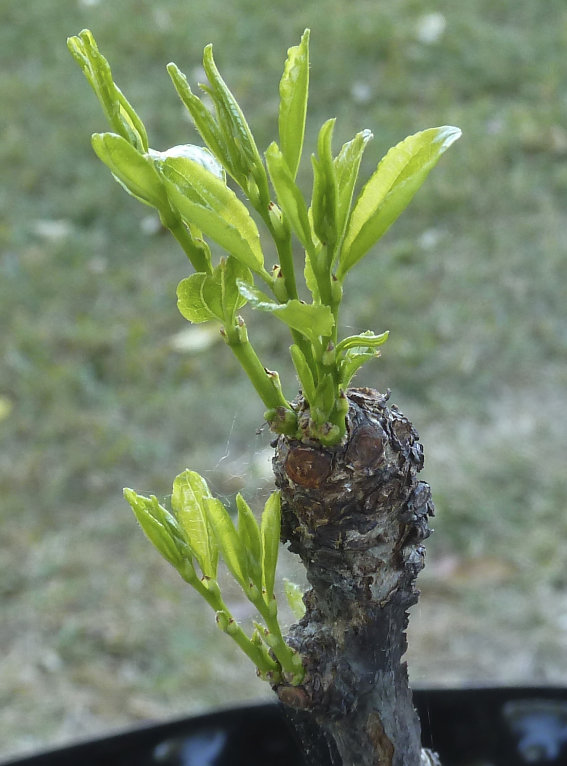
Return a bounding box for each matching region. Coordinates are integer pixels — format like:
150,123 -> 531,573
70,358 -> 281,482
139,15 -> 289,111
161,156 -> 265,274
303,252 -> 320,302
91,133 -> 168,210
284,579 -> 306,620
310,119 -> 338,249
338,125 -> 462,279
290,344 -> 317,405
237,282 -> 334,344
68,29 -> 148,152
171,470 -> 218,579
219,256 -> 253,324
312,372 -> 336,424
176,257 -> 253,326
278,29 -> 310,180
177,273 -> 220,324
336,330 -> 389,355
333,129 -> 373,248
265,142 -> 315,253
124,488 -> 189,570
149,143 -> 225,181
201,45 -> 269,198
167,63 -> 229,172
261,491 -> 281,601
205,497 -> 249,588
339,348 -> 382,388
236,494 -> 263,589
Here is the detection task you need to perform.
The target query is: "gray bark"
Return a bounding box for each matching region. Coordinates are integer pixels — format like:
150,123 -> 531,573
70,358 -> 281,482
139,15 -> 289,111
271,388 -> 440,766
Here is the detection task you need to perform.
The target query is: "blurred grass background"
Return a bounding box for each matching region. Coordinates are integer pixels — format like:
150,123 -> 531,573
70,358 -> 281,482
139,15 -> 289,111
1,0 -> 567,759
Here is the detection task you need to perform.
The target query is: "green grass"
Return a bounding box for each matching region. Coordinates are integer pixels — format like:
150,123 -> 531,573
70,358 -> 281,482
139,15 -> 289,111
2,0 -> 567,758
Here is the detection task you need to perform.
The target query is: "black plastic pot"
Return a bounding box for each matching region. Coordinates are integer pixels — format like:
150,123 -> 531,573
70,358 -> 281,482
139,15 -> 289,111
3,688 -> 567,766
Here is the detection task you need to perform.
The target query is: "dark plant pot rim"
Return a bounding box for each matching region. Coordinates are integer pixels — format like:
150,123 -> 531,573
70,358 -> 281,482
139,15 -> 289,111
3,686 -> 567,766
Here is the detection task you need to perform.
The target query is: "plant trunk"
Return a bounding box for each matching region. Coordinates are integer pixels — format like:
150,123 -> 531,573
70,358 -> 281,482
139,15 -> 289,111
271,388 -> 441,766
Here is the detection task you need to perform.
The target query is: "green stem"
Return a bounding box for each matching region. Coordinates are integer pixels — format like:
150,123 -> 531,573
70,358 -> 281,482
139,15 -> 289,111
168,219 -> 213,274
184,572 -> 281,679
254,595 -> 304,684
225,320 -> 294,414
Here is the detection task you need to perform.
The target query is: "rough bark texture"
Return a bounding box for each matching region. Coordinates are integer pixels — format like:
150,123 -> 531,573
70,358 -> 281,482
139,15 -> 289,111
272,388 -> 440,766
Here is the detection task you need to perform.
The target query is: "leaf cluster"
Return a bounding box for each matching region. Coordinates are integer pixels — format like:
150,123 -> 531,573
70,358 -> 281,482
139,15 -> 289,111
69,28 -> 460,446
125,472 -> 304,685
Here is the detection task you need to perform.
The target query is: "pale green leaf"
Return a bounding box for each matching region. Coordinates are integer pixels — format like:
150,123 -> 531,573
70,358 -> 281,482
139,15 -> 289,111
205,497 -> 248,588
278,29 -> 310,180
312,372 -> 336,424
339,348 -> 382,388
261,491 -> 281,601
124,488 -> 187,570
237,282 -> 334,344
177,273 -> 219,323
219,256 -> 253,324
290,344 -> 316,405
333,129 -> 373,247
167,63 -> 229,170
338,126 -> 462,279
161,156 -> 265,274
265,142 -> 314,253
284,579 -> 306,620
68,30 -> 148,152
201,45 -> 269,198
236,494 -> 263,589
171,470 -> 218,578
310,119 -> 338,248
91,133 -> 168,209
336,330 -> 389,355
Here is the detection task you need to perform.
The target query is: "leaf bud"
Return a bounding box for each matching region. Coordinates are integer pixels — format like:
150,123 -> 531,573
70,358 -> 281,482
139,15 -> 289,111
215,610 -> 230,632
322,342 -> 335,367
271,264 -> 288,303
331,274 -> 343,305
247,581 -> 261,602
267,201 -> 286,238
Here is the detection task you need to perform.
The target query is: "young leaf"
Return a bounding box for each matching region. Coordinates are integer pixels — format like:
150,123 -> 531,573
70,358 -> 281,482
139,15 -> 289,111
149,144 -> 225,181
278,29 -> 310,180
338,125 -> 462,279
171,470 -> 218,579
265,142 -> 315,253
312,372 -> 336,424
236,494 -> 263,589
201,45 -> 269,199
167,63 -> 230,172
311,119 -> 338,249
161,156 -> 266,275
290,344 -> 317,405
219,256 -> 253,325
261,491 -> 281,601
339,348 -> 382,388
284,579 -> 307,620
333,129 -> 374,248
124,488 -> 188,570
68,30 -> 148,153
176,257 -> 252,326
177,273 -> 220,324
336,330 -> 389,355
237,282 -> 334,344
91,133 -> 168,210
205,497 -> 249,589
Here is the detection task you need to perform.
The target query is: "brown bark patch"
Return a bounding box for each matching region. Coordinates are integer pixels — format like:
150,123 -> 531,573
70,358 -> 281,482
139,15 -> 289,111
285,446 -> 333,488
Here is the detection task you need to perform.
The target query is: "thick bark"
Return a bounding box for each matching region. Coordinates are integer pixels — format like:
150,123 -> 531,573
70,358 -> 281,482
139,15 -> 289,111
271,388 -> 440,766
